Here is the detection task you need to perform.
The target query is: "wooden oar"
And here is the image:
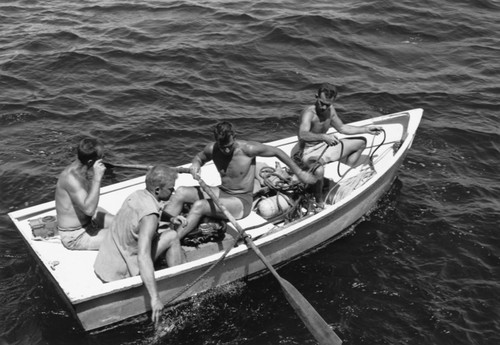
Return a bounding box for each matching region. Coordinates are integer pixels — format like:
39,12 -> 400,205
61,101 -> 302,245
197,178 -> 343,345
103,162 -> 190,174
103,162 -> 153,170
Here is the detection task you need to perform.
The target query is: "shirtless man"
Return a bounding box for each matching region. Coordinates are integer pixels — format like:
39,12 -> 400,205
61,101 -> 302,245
55,138 -> 114,250
163,121 -> 317,239
292,83 -> 383,203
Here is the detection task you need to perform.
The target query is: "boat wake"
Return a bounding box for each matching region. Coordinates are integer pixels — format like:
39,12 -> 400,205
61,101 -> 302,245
152,281 -> 248,344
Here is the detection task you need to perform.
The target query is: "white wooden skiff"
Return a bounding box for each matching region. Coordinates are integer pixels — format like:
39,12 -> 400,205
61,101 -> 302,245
8,109 -> 423,331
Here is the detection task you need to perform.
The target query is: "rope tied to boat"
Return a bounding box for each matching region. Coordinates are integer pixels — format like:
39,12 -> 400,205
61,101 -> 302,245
258,165 -> 304,194
324,128 -> 387,204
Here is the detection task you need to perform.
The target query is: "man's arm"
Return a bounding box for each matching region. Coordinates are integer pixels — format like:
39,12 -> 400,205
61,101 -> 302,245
65,160 -> 106,216
247,142 -> 317,184
190,143 -> 213,180
330,109 -> 382,135
138,214 -> 163,328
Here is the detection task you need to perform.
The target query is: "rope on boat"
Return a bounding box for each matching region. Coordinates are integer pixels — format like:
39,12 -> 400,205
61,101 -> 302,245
253,130 -> 388,223
324,129 -> 387,204
367,128 -> 387,172
255,162 -> 323,225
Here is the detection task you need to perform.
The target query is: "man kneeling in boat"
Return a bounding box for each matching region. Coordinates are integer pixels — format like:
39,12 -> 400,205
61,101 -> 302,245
94,165 -> 185,326
291,83 -> 383,204
163,121 -> 317,240
55,138 -> 114,250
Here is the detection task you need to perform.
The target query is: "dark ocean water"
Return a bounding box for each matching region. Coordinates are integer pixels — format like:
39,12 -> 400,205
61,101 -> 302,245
1,0 -> 499,344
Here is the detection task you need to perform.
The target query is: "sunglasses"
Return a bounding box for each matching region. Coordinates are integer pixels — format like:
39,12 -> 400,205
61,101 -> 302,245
318,100 -> 332,108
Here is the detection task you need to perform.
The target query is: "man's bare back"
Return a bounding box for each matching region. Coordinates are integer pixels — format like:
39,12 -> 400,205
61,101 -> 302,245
54,138 -> 113,250
55,162 -> 93,228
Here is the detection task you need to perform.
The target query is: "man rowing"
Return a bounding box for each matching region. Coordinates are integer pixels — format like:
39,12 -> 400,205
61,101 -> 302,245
163,121 -> 318,239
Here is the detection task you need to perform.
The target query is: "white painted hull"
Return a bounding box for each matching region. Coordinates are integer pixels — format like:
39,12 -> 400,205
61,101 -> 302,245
8,109 -> 423,331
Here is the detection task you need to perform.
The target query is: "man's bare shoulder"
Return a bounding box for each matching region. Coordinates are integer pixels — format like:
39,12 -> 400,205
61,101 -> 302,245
236,139 -> 260,155
301,104 -> 316,117
239,139 -> 277,158
199,142 -> 215,157
236,139 -> 252,152
204,141 -> 215,150
330,106 -> 339,118
56,165 -> 71,184
57,165 -> 84,190
328,107 -> 343,127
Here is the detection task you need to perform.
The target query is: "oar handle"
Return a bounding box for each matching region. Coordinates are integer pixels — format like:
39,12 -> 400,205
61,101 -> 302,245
104,162 -> 190,174
197,179 -> 278,274
104,163 -> 152,170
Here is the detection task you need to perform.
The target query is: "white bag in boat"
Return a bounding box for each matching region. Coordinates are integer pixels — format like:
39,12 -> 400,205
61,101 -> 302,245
256,194 -> 292,219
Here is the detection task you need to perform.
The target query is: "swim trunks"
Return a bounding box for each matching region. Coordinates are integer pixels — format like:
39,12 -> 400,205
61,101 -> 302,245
292,136 -> 366,167
58,220 -> 106,250
194,186 -> 253,219
219,188 -> 253,219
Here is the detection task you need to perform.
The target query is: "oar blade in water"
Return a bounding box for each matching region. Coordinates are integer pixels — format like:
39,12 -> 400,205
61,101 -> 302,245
279,277 -> 342,345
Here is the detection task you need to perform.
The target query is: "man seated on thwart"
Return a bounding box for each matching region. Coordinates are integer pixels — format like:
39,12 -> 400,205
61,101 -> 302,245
162,121 -> 317,240
55,138 -> 114,250
94,165 -> 185,327
291,83 -> 383,205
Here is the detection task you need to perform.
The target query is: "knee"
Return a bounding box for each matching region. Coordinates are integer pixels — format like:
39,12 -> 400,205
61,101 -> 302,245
358,138 -> 367,150
190,200 -> 208,215
313,165 -> 325,178
170,186 -> 190,202
160,229 -> 180,245
349,140 -> 366,155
